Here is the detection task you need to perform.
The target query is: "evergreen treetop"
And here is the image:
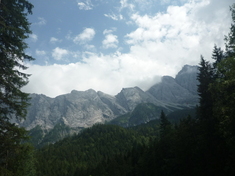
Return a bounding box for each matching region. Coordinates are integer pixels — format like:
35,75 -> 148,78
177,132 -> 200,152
0,0 -> 35,175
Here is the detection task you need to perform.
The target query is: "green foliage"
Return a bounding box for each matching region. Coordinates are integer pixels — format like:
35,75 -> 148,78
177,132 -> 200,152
225,4 -> 235,57
0,0 -> 35,175
0,120 -> 36,176
35,124 -> 155,176
159,110 -> 171,139
31,3 -> 235,176
213,57 -> 235,138
76,4 -> 235,176
209,4 -> 235,174
28,124 -> 84,148
28,126 -> 45,148
197,56 -> 214,120
129,103 -> 165,126
167,107 -> 196,123
108,112 -> 131,127
129,118 -> 161,140
0,0 -> 34,119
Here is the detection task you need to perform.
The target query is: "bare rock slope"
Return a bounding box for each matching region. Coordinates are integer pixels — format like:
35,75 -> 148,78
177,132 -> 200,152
18,65 -> 199,130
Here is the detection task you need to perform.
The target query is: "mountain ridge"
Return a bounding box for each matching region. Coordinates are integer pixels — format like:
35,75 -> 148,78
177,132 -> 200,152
14,65 -> 199,131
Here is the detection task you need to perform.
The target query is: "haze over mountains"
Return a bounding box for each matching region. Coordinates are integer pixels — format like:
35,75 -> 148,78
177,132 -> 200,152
15,65 -> 199,131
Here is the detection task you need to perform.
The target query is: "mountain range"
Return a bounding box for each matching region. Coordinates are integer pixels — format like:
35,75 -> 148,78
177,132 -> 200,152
13,65 -> 199,145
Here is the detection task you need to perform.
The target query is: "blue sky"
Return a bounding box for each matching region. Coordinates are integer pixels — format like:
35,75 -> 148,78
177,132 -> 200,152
23,0 -> 233,97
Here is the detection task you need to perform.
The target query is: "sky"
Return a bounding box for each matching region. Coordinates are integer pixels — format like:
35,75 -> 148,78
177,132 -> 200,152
23,0 -> 234,98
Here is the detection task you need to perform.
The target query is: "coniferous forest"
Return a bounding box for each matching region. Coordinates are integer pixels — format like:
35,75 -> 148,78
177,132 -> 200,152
1,1 -> 235,176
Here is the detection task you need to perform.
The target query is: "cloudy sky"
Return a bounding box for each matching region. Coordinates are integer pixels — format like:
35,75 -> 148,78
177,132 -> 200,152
23,0 -> 233,97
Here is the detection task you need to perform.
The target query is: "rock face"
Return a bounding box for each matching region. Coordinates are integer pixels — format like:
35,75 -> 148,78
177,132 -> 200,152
175,65 -> 199,95
147,75 -> 198,104
116,87 -> 160,111
18,65 -> 199,130
20,89 -> 128,130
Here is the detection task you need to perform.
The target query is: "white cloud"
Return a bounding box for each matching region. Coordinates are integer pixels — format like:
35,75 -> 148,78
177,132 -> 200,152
29,34 -> 38,42
35,17 -> 46,25
103,28 -> 117,35
50,37 -> 61,43
125,0 -> 232,69
23,52 -> 161,97
73,28 -> 96,44
36,50 -> 46,56
77,0 -> 93,10
84,44 -> 96,50
52,47 -> 69,60
160,0 -> 172,5
104,13 -> 123,21
102,34 -> 119,49
120,0 -> 135,11
23,0 -> 233,98
65,31 -> 72,40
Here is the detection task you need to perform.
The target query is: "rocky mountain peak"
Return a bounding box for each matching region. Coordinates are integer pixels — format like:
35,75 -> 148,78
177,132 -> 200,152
161,76 -> 175,83
17,64 -> 199,131
147,65 -> 199,104
177,65 -> 198,75
175,65 -> 199,95
115,87 -> 158,111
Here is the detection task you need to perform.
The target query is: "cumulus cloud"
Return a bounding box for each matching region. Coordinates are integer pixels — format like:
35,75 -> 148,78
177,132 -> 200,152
77,0 -> 93,10
23,53 -> 161,97
52,47 -> 69,60
102,29 -> 119,48
102,34 -> 119,49
125,0 -> 232,69
73,28 -> 96,44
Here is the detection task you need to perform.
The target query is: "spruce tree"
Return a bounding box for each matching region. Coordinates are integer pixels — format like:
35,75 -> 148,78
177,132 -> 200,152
210,4 -> 235,174
212,45 -> 223,71
197,55 -> 226,175
0,0 -> 34,175
197,56 -> 214,120
159,110 -> 171,139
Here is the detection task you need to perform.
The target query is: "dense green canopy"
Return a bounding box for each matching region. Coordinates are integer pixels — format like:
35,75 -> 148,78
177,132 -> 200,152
0,0 -> 35,175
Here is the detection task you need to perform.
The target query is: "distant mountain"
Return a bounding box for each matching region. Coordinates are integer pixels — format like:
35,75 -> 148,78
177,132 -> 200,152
175,65 -> 199,95
14,64 -> 199,145
17,89 -> 128,130
146,65 -> 199,104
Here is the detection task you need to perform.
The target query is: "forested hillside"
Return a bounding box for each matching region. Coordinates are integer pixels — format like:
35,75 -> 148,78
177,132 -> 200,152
1,1 -> 235,176
34,4 -> 235,176
35,123 -> 161,176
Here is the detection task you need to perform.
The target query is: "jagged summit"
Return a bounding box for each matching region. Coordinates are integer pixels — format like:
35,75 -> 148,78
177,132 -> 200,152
16,65 -> 199,130
147,74 -> 198,104
175,65 -> 199,95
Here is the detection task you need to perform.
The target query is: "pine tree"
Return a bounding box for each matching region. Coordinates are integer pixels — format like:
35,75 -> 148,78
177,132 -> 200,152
210,4 -> 235,174
225,4 -> 235,58
0,0 -> 35,175
196,54 -> 227,175
197,56 -> 214,120
159,110 -> 171,139
212,45 -> 223,72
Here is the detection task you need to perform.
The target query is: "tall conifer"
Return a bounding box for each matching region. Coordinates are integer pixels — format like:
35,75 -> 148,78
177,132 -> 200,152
0,0 -> 35,175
